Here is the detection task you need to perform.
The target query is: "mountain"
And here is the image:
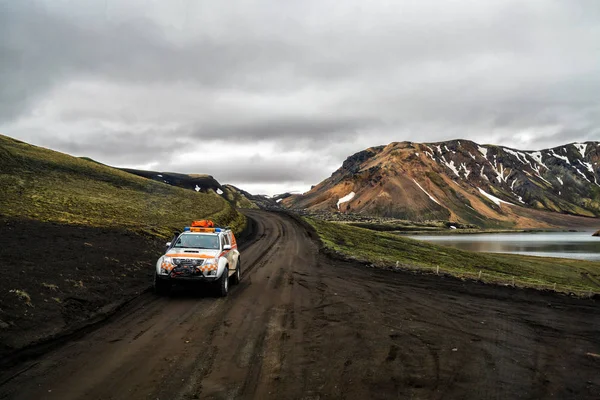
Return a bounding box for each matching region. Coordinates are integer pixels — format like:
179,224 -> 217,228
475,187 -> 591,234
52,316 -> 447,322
283,140 -> 600,228
119,169 -> 281,210
119,168 -> 223,193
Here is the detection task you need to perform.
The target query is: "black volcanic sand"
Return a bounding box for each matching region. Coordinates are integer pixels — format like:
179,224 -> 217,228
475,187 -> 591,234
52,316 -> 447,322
0,217 -> 164,358
0,210 -> 599,400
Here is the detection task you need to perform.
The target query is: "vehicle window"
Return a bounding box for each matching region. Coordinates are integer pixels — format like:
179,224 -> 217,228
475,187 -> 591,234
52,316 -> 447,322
173,234 -> 219,250
223,234 -> 230,246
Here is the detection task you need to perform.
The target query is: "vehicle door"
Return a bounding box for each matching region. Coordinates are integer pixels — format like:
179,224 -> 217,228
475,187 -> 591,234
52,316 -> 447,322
227,231 -> 238,268
221,234 -> 234,274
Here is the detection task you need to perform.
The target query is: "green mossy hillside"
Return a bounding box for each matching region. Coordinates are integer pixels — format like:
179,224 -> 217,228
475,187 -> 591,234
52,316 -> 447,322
0,134 -> 245,237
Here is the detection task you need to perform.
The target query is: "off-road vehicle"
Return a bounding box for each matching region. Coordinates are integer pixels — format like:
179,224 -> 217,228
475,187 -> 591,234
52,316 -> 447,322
154,220 -> 241,296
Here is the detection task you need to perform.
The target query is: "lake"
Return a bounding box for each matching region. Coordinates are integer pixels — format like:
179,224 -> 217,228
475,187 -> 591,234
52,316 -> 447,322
408,231 -> 600,261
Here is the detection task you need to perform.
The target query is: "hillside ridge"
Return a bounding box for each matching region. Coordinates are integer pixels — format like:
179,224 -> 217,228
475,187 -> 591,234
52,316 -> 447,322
0,134 -> 246,236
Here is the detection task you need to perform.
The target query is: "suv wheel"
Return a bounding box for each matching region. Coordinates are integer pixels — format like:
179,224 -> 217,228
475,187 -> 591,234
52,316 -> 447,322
154,273 -> 171,296
231,258 -> 241,285
217,266 -> 229,297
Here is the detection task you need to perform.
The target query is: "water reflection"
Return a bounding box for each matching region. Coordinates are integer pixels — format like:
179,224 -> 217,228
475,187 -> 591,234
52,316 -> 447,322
408,231 -> 600,261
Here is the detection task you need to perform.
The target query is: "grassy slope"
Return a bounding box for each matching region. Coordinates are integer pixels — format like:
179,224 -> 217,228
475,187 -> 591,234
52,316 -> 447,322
0,135 -> 246,236
222,185 -> 260,210
306,218 -> 600,294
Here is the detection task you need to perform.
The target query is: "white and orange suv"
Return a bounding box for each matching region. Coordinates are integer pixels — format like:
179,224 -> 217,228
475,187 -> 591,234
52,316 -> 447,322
154,221 -> 241,296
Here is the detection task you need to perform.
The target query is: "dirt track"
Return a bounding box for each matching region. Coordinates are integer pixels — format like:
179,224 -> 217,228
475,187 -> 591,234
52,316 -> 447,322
1,210 -> 599,399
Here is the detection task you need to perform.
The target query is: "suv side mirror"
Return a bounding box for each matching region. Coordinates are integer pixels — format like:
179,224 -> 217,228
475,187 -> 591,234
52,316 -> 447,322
165,242 -> 172,249
223,244 -> 232,250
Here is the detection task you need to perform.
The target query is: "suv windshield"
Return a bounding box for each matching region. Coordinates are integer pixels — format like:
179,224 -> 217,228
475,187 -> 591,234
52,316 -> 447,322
173,234 -> 220,250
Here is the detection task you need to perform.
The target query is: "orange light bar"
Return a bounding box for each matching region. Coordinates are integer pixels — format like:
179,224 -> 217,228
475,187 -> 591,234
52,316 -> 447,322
189,227 -> 216,233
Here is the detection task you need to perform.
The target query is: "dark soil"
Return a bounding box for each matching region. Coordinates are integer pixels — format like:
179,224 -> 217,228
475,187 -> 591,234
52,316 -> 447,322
0,211 -> 599,400
0,217 -> 164,358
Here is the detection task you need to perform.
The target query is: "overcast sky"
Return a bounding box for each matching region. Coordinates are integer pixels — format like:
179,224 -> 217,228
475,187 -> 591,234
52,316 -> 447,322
1,0 -> 599,195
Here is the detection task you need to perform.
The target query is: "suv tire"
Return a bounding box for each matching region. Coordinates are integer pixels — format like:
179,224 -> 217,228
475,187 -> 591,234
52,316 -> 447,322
217,266 -> 229,297
231,258 -> 241,285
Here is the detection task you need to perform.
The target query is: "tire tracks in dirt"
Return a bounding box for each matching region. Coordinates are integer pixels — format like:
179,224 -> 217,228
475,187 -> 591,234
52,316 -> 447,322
1,210 -> 599,400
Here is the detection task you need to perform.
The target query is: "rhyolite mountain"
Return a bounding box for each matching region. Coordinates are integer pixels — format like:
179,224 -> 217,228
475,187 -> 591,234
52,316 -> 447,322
283,140 -> 600,228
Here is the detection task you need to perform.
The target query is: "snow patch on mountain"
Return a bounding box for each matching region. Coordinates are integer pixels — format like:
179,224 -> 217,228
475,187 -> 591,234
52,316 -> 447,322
574,168 -> 590,182
216,188 -> 224,195
550,149 -> 570,164
477,146 -> 488,158
413,179 -> 441,205
574,143 -> 587,158
478,188 -> 516,207
578,159 -> 594,173
195,185 -> 201,192
503,148 -> 526,164
480,166 -> 488,180
460,163 -> 470,178
509,149 -> 530,164
556,177 -> 563,185
530,163 -> 551,185
529,151 -> 544,165
442,157 -> 460,177
337,192 -> 355,209
493,163 -> 507,183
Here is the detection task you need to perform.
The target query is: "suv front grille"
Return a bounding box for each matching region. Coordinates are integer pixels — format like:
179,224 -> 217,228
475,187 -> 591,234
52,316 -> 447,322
174,258 -> 205,267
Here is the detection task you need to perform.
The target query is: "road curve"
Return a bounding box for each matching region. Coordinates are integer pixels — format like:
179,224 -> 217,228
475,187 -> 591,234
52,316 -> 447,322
1,210 -> 599,399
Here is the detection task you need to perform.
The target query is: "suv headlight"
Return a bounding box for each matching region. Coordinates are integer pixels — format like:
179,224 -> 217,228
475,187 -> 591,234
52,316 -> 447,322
159,257 -> 173,275
203,259 -> 218,276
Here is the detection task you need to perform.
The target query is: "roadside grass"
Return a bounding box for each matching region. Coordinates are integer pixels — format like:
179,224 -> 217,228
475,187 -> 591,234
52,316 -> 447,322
306,218 -> 600,295
0,134 -> 246,237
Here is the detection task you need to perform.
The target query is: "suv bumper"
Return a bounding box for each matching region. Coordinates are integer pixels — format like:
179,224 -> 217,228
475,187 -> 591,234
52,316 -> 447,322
156,273 -> 219,283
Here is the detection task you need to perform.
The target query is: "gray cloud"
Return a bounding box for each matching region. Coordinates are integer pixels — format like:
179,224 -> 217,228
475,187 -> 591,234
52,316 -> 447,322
45,130 -> 179,165
190,116 -> 375,143
170,156 -> 324,185
1,0 -> 599,194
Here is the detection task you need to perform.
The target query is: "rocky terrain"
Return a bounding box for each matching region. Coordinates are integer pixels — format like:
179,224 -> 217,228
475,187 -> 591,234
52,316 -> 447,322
284,140 -> 600,228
